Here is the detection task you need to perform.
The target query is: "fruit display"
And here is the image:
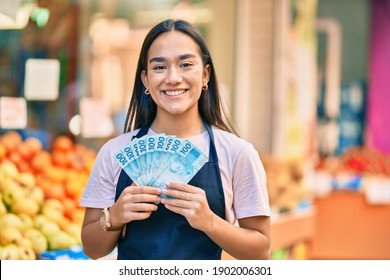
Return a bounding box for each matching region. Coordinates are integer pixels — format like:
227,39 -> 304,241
313,146 -> 390,202
0,131 -> 96,259
317,146 -> 390,176
260,154 -> 312,213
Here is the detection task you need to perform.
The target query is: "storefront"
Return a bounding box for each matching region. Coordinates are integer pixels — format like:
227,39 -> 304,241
1,0 -> 389,260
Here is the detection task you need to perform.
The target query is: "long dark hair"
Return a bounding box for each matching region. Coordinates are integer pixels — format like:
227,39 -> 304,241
124,19 -> 237,135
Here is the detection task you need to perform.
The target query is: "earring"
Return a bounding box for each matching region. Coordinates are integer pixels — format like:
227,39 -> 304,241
202,83 -> 208,91
144,88 -> 150,95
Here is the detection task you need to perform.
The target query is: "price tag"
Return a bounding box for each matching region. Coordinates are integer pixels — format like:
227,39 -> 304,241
364,176 -> 390,205
24,59 -> 60,100
0,97 -> 27,129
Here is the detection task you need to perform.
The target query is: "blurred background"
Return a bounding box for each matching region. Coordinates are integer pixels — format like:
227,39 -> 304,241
0,0 -> 389,260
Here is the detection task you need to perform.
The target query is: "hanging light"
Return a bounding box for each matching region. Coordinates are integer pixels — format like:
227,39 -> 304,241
30,7 -> 50,27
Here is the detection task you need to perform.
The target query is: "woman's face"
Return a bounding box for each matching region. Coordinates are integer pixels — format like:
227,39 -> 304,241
141,31 -> 210,119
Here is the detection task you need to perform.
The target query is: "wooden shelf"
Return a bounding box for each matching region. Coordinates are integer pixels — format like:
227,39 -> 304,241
222,208 -> 317,259
271,208 -> 316,251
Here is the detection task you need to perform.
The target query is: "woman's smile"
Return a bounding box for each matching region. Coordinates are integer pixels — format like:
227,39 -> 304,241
162,89 -> 188,97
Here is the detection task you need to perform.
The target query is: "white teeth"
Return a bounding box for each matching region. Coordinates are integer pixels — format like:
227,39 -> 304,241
164,90 -> 186,96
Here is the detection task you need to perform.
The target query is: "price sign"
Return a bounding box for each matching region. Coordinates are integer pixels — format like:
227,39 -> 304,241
24,59 -> 60,100
0,97 -> 27,129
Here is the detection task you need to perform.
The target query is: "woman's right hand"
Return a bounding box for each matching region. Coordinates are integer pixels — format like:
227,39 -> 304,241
109,184 -> 161,227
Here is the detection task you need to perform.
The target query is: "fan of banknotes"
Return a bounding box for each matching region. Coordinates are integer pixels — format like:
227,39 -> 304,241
115,134 -> 208,190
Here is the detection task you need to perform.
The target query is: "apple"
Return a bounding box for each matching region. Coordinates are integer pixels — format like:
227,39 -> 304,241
19,246 -> 36,260
33,214 -> 49,229
41,198 -> 65,214
23,228 -> 48,255
28,186 -> 45,205
0,199 -> 7,215
0,227 -> 23,246
39,221 -> 61,238
17,213 -> 34,233
0,170 -> 6,190
42,209 -> 64,224
0,160 -> 19,179
2,183 -> 26,207
47,230 -> 77,250
11,196 -> 40,217
0,244 -> 21,260
65,223 -> 82,245
0,213 -> 24,230
16,236 -> 32,248
16,172 -> 36,189
41,198 -> 65,223
0,175 -> 19,193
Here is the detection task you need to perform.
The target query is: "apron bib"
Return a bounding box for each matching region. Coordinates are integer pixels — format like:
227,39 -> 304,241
115,122 -> 225,259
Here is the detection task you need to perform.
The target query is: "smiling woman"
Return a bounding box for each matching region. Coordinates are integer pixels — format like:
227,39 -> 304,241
80,19 -> 271,260
140,31 -> 208,122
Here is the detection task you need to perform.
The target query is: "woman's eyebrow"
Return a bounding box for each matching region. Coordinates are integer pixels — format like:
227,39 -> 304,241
149,53 -> 197,63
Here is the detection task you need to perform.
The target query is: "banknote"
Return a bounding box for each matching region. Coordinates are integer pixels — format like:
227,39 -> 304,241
150,139 -> 208,189
114,134 -> 208,192
115,149 -> 144,186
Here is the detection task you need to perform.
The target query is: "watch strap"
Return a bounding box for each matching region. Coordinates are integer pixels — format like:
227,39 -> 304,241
102,207 -> 124,231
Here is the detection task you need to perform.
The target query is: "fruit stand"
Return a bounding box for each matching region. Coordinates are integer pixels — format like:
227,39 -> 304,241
0,131 -> 96,260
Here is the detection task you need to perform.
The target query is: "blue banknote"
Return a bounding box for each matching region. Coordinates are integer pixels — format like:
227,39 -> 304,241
150,139 -> 208,189
114,134 -> 208,191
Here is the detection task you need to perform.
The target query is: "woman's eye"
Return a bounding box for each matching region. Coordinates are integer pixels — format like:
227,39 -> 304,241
153,65 -> 165,70
181,63 -> 193,68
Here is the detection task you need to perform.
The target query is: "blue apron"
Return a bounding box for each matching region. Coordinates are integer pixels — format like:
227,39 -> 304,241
115,122 -> 225,259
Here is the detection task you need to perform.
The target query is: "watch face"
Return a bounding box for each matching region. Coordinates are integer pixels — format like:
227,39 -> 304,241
100,211 -> 106,227
100,209 -> 109,229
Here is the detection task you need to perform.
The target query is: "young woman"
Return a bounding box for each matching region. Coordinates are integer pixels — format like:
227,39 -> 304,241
80,19 -> 271,260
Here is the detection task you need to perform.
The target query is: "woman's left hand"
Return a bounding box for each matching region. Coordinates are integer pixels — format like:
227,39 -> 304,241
160,182 -> 214,232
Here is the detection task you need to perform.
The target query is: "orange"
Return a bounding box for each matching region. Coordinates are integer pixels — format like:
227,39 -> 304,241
24,137 -> 43,157
0,142 -> 6,161
61,197 -> 77,219
51,150 -> 70,168
43,183 -> 66,201
53,136 -> 73,153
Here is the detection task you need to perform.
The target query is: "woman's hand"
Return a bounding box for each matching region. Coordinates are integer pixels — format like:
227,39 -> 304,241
160,182 -> 215,231
109,184 -> 162,227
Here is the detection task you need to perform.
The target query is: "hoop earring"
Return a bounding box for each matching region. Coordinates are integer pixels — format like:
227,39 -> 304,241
144,88 -> 150,95
202,83 -> 208,91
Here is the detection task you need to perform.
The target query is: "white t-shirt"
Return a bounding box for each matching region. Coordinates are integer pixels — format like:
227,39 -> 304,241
80,127 -> 271,224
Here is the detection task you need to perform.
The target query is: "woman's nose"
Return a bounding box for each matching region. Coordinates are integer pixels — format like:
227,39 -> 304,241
165,67 -> 183,84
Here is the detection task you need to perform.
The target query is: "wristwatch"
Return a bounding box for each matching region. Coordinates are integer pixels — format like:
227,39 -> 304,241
100,207 -> 124,231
